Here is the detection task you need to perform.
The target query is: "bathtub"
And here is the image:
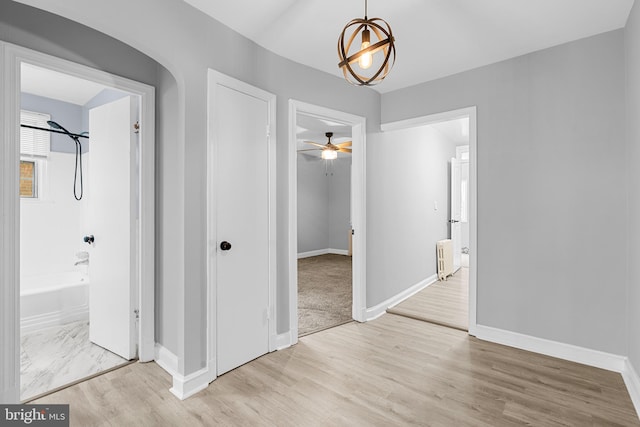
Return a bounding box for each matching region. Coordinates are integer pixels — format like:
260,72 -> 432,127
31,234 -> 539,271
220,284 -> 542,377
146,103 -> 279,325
20,271 -> 89,333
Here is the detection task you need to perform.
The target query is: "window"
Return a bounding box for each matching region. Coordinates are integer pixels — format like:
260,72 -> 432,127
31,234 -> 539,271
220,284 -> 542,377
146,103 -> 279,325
20,110 -> 50,199
20,160 -> 37,197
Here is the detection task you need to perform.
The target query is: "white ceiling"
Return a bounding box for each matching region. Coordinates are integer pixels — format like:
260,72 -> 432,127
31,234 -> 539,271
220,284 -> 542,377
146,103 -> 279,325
184,0 -> 634,93
21,63 -> 109,105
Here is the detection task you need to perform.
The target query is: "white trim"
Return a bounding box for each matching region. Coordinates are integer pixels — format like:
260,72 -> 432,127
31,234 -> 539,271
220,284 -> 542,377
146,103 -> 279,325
622,359 -> 640,418
20,305 -> 88,334
274,332 -> 293,351
381,107 -> 474,132
475,324 -> 640,419
1,42 -> 156,402
0,41 -> 20,404
363,274 -> 438,321
474,325 -> 626,373
207,70 -> 277,382
154,343 -> 180,377
289,100 -> 367,343
155,343 -> 214,400
381,106 -> 477,336
169,366 -> 215,401
297,248 -> 350,259
154,344 -> 180,378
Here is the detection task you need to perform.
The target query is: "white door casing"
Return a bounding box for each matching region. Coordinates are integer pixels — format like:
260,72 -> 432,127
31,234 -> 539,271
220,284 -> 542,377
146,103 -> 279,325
207,70 -> 277,378
450,157 -> 462,273
288,100 -> 367,340
380,106 -> 477,337
88,96 -> 137,360
1,42 -> 155,403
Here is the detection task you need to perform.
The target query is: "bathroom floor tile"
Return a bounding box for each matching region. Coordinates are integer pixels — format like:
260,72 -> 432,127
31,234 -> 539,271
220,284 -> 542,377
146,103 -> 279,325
20,320 -> 128,401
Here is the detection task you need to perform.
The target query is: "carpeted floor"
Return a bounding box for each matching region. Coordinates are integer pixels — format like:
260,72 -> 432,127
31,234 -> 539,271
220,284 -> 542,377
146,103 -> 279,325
298,254 -> 352,336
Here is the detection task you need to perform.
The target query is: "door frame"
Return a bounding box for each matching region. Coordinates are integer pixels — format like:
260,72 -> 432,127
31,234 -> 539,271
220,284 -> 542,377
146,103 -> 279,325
206,70 -> 277,381
288,100 -> 367,342
381,106 -> 478,336
0,42 -> 156,403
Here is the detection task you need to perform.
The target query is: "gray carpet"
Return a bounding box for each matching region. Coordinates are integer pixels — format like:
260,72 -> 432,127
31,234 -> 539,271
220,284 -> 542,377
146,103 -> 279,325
298,254 -> 352,336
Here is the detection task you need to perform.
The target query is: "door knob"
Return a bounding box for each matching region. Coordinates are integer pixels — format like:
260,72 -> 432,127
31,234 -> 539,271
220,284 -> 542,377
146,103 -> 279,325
220,241 -> 232,251
83,235 -> 94,245
449,220 -> 460,224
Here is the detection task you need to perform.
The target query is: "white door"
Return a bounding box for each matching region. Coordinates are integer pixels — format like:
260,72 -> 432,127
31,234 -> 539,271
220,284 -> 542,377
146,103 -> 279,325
450,157 -> 462,273
88,96 -> 137,360
214,83 -> 271,375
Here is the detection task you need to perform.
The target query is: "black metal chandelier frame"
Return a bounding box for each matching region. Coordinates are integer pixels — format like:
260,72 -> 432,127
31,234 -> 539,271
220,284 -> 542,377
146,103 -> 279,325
337,0 -> 396,86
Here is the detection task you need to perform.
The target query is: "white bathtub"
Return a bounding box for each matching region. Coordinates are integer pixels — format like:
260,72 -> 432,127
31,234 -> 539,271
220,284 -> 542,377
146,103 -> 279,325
20,271 -> 89,333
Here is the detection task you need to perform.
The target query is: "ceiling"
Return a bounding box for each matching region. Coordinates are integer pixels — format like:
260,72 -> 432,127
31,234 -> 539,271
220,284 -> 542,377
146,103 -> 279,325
21,63 -> 109,105
184,0 -> 634,93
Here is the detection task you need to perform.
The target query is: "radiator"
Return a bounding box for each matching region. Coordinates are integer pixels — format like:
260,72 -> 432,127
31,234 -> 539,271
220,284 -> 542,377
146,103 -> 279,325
437,239 -> 453,281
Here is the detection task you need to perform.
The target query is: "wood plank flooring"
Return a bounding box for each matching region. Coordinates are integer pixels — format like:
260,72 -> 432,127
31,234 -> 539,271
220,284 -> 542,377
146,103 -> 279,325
388,267 -> 468,331
33,314 -> 638,426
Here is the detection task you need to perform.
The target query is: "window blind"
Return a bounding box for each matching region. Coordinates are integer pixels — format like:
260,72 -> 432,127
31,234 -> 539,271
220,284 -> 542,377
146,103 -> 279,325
20,110 -> 51,157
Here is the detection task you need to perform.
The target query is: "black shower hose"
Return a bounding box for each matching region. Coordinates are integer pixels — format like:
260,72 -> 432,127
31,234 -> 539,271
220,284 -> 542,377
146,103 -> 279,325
73,136 -> 83,200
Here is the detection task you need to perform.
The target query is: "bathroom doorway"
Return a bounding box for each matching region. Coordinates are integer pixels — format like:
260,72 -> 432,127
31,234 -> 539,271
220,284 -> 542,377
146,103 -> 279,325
0,43 -> 156,403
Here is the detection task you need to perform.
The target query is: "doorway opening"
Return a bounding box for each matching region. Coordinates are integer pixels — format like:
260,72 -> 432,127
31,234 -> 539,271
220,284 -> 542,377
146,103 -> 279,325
381,107 -> 477,335
296,117 -> 353,336
288,101 -> 366,343
1,43 -> 155,404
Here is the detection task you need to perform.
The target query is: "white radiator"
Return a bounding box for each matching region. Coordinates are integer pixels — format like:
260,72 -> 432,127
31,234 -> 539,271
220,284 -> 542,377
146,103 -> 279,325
437,239 -> 453,281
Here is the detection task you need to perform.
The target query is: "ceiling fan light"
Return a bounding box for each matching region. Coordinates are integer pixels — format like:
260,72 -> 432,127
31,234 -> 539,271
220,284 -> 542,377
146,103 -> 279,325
322,150 -> 338,160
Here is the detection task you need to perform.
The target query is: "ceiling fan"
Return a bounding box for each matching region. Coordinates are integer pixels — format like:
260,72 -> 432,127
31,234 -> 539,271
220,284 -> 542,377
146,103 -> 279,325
298,132 -> 352,160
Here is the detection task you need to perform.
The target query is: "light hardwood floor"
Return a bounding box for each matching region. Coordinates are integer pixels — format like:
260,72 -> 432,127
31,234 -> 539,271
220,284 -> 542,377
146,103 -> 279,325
33,314 -> 638,426
388,267 -> 468,331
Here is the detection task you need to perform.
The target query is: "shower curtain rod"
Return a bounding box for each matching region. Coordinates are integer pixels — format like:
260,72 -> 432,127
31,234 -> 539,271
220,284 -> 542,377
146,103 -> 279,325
20,123 -> 89,139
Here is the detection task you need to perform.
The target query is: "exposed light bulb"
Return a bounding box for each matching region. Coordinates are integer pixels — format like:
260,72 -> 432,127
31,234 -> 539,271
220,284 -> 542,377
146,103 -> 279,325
322,150 -> 338,160
359,29 -> 372,70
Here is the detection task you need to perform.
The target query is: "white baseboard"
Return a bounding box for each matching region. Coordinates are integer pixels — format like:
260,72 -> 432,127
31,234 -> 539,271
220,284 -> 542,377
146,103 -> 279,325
474,325 -> 627,373
154,344 -> 215,400
170,367 -> 215,400
363,274 -> 438,321
298,248 -> 349,259
623,359 -> 640,418
273,331 -> 293,351
20,305 -> 89,334
154,344 -> 179,377
475,325 -> 640,420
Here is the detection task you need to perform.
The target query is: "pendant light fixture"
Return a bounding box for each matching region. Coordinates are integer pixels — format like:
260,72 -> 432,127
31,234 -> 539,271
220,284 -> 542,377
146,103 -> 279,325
338,0 -> 396,86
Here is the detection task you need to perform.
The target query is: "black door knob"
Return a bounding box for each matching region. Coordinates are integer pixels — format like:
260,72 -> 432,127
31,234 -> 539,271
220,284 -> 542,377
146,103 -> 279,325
83,235 -> 94,245
220,241 -> 232,251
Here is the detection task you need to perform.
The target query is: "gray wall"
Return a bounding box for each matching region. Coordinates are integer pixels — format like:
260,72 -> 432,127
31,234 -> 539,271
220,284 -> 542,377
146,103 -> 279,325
367,125 -> 459,306
297,156 -> 351,254
297,156 -> 329,253
4,0 -> 380,375
383,30 -> 627,355
21,93 -> 84,153
626,1 -> 640,372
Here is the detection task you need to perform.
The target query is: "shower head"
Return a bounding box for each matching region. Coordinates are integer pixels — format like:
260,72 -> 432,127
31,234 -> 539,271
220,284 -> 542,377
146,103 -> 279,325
47,120 -> 70,134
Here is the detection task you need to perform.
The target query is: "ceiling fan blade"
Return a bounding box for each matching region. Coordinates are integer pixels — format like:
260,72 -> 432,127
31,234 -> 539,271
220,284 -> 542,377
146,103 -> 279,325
304,141 -> 326,148
336,141 -> 352,147
338,147 -> 352,153
297,148 -> 322,152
